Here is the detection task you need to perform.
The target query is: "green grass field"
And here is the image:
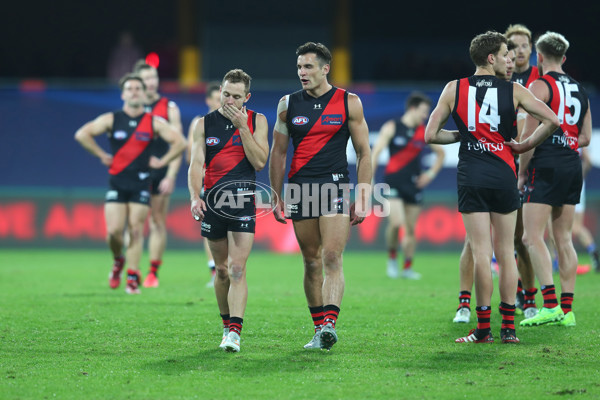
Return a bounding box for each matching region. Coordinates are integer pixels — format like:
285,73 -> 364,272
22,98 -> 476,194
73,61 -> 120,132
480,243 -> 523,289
2,249 -> 600,400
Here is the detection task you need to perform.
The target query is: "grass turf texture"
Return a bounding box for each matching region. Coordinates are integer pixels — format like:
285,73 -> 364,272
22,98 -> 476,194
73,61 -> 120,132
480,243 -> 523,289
2,249 -> 600,399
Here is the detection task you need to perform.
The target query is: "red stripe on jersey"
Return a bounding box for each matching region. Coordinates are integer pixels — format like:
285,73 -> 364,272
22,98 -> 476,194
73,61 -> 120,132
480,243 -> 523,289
109,113 -> 154,175
541,75 -> 579,151
384,125 -> 425,174
151,97 -> 169,120
204,110 -> 255,189
455,78 -> 516,176
288,89 -> 346,179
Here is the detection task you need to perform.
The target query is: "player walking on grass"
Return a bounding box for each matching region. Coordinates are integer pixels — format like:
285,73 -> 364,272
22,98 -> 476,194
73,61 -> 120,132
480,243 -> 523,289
75,74 -> 186,294
188,69 -> 269,352
425,31 -> 559,343
518,32 -> 592,328
269,42 -> 372,350
371,92 -> 444,280
133,60 -> 184,288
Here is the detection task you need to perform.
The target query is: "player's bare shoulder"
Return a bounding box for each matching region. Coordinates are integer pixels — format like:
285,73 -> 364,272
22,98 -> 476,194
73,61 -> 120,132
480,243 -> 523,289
94,112 -> 115,131
346,92 -> 365,119
190,115 -> 206,140
277,95 -> 289,118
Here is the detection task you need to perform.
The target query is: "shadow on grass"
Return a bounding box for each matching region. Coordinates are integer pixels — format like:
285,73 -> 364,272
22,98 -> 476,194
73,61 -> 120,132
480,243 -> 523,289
141,347 -> 337,376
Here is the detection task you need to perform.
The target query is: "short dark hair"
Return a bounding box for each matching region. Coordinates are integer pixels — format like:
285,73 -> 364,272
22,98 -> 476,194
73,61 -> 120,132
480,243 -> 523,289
206,81 -> 221,98
222,69 -> 252,94
119,73 -> 146,91
405,92 -> 431,110
469,31 -> 508,67
296,42 -> 332,66
133,59 -> 154,74
536,31 -> 569,61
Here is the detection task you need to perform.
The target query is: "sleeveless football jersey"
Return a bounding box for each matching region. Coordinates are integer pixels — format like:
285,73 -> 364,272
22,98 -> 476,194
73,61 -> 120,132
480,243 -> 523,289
531,72 -> 589,166
203,109 -> 257,191
452,75 -> 517,189
384,121 -> 426,178
511,65 -> 539,88
108,111 -> 155,180
145,97 -> 172,159
286,87 -> 350,179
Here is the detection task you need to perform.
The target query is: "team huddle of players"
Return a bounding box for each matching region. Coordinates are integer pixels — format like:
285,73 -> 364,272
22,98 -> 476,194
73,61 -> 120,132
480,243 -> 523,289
74,23 -> 592,351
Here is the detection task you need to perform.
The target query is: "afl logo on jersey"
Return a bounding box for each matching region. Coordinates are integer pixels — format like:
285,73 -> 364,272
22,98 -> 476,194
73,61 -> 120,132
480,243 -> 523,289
206,137 -> 220,146
114,130 -> 127,140
292,116 -> 309,125
393,137 -> 407,146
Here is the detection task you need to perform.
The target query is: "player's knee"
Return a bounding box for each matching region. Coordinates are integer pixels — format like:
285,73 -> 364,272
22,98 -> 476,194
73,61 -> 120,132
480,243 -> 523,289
150,212 -> 166,229
127,227 -> 143,244
404,226 -> 416,237
387,221 -> 402,232
553,234 -> 572,251
106,226 -> 125,239
521,232 -> 533,249
514,236 -> 526,252
322,249 -> 342,270
228,263 -> 245,281
216,263 -> 229,278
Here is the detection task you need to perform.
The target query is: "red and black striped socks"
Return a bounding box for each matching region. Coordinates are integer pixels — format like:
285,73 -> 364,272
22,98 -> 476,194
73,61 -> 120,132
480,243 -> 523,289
523,288 -> 537,310
541,285 -> 558,308
458,291 -> 471,310
474,306 -> 491,338
499,302 -> 516,331
309,306 -> 324,332
229,317 -> 243,336
560,292 -> 574,314
220,313 -> 230,330
323,305 -> 340,328
113,255 -> 125,270
150,259 -> 161,276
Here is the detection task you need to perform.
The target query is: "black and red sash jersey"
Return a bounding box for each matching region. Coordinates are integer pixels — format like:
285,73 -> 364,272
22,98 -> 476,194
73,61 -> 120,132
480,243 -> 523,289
511,65 -> 539,88
203,109 -> 257,191
384,121 -> 426,179
286,87 -> 350,179
145,97 -> 172,160
108,111 -> 155,180
531,72 -> 589,166
452,75 -> 517,189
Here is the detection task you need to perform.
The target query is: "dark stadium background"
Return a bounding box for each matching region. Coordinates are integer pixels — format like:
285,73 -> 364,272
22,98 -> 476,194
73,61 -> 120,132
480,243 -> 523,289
1,0 -> 598,250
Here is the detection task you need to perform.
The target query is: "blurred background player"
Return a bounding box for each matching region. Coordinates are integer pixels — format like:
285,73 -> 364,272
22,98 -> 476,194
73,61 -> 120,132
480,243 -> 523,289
133,60 -> 184,288
505,24 -> 539,88
426,31 -> 559,344
269,42 -> 372,351
371,92 -> 444,280
189,69 -> 269,352
186,82 -> 221,287
519,31 -> 592,328
74,74 -> 186,294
